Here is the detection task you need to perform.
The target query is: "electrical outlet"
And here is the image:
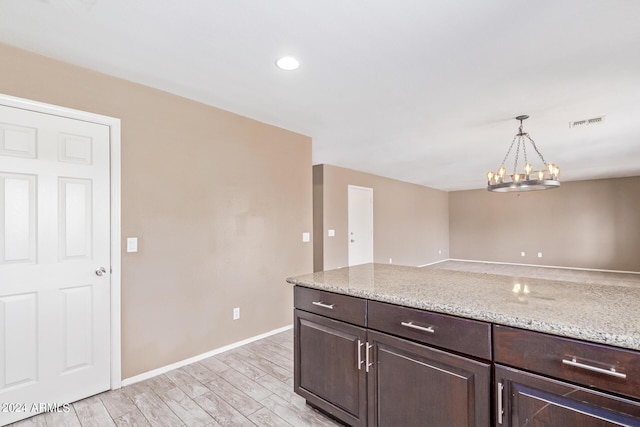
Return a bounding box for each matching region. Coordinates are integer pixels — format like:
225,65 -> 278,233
521,251 -> 526,257
233,307 -> 240,320
538,252 -> 543,258
389,258 -> 393,264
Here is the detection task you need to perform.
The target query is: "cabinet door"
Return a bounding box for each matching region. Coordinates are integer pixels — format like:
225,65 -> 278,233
367,330 -> 491,427
495,365 -> 640,427
294,309 -> 367,426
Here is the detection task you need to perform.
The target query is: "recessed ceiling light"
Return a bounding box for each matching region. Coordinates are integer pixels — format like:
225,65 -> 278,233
276,56 -> 300,71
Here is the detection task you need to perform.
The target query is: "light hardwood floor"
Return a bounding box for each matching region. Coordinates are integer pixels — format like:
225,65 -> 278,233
9,330 -> 342,427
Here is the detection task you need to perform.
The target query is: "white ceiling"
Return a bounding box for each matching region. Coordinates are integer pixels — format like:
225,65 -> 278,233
1,0 -> 639,190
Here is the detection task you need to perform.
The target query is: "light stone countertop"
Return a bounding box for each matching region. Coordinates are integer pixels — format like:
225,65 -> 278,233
286,263 -> 640,351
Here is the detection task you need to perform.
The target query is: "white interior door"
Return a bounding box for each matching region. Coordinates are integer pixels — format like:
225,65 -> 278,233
0,105 -> 111,424
348,185 -> 373,266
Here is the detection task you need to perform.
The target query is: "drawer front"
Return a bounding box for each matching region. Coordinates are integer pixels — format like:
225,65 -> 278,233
294,286 -> 366,327
494,325 -> 640,400
367,301 -> 491,360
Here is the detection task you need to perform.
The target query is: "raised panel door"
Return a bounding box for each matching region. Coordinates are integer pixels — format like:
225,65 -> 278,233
496,365 -> 640,426
295,309 -> 367,426
367,330 -> 491,427
0,104 -> 111,424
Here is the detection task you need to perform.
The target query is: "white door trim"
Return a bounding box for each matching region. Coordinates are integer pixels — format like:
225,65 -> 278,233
0,93 -> 122,388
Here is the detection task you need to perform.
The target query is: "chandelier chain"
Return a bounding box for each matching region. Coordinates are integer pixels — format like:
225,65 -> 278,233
513,137 -> 521,174
525,134 -> 548,166
499,134 -> 518,168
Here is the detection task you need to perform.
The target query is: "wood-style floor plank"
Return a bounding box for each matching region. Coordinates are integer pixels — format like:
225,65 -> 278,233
260,395 -> 341,427
247,407 -> 294,427
214,351 -> 268,381
73,396 -> 116,427
99,389 -> 138,420
180,362 -> 220,384
164,367 -> 209,399
159,387 -> 213,427
112,408 -> 152,427
7,413 -> 47,427
193,391 -> 255,427
230,347 -> 292,382
9,330 -> 343,427
43,406 -> 82,427
130,391 -> 183,427
205,376 -> 263,417
217,368 -> 273,402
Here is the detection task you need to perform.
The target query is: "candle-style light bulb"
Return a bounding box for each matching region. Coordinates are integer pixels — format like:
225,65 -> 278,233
553,166 -> 560,178
524,163 -> 532,175
538,170 -> 544,180
487,171 -> 494,182
513,173 -> 521,182
498,166 -> 506,177
547,163 -> 555,173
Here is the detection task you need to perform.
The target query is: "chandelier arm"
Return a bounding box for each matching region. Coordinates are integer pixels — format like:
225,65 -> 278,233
525,134 -> 548,166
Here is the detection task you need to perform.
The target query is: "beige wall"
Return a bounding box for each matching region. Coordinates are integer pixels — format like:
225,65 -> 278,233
449,176 -> 640,272
0,43 -> 313,379
315,164 -> 449,270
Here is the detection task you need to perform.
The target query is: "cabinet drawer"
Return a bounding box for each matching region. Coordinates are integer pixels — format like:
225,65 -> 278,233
294,286 -> 366,327
494,325 -> 640,400
367,301 -> 491,360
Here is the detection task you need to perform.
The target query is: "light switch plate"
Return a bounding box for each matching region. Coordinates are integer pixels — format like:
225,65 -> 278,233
328,229 -> 335,237
302,232 -> 310,242
127,237 -> 138,253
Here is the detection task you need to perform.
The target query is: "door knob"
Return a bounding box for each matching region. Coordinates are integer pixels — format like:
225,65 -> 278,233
95,267 -> 107,276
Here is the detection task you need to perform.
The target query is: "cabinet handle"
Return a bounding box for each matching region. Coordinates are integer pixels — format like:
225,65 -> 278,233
357,340 -> 364,370
497,381 -> 504,425
401,321 -> 435,334
311,301 -> 334,310
562,357 -> 627,379
365,343 -> 373,373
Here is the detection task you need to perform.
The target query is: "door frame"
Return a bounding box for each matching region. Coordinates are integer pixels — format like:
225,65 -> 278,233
347,184 -> 374,266
0,93 -> 122,388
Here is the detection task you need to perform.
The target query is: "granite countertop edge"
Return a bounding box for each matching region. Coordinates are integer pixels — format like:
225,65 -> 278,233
286,275 -> 640,352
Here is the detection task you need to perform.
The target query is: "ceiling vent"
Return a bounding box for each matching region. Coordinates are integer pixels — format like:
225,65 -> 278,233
569,116 -> 606,128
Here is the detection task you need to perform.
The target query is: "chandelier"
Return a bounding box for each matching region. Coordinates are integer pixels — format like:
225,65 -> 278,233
487,115 -> 560,192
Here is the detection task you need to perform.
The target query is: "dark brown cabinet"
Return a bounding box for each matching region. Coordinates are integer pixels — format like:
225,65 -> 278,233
294,286 -> 491,426
494,325 -> 640,427
367,330 -> 490,426
294,309 -> 367,426
294,286 -> 640,426
495,365 -> 640,426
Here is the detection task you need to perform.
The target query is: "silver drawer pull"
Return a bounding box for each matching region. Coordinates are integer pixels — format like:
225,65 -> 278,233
562,357 -> 627,379
497,381 -> 504,425
311,301 -> 334,310
401,321 -> 435,334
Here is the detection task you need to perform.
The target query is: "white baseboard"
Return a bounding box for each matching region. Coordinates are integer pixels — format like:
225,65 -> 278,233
417,259 -> 451,268
120,324 -> 293,387
447,258 -> 640,275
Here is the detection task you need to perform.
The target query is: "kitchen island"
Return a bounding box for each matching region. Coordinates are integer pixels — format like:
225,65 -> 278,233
288,263 -> 640,426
